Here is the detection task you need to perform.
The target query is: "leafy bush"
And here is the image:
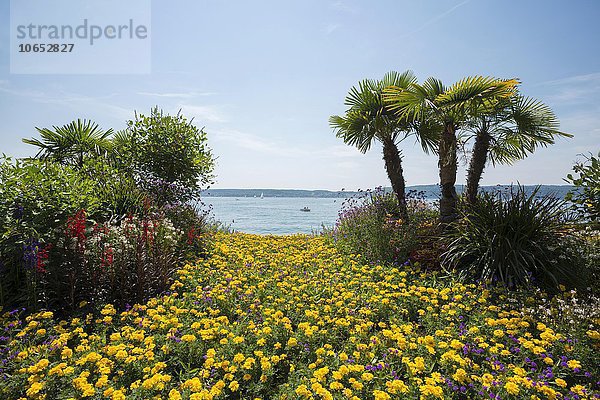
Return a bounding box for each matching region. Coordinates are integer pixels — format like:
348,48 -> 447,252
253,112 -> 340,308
0,158 -> 137,309
114,107 -> 215,205
1,108 -> 220,313
442,186 -> 583,290
0,158 -> 101,241
79,158 -> 149,221
325,188 -> 437,264
565,151 -> 600,223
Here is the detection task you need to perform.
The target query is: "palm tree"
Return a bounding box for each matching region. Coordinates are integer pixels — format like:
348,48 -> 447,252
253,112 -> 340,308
330,71 -> 438,221
384,76 -> 519,222
23,119 -> 114,168
464,94 -> 571,204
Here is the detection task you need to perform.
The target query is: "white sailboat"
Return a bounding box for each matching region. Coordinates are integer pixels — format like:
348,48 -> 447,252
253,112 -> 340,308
260,192 -> 264,199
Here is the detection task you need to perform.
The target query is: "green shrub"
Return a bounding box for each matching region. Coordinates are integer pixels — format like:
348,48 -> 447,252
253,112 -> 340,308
442,186 -> 583,290
565,151 -> 600,223
0,151 -> 217,313
114,107 -> 215,205
0,157 -> 101,240
325,188 -> 437,264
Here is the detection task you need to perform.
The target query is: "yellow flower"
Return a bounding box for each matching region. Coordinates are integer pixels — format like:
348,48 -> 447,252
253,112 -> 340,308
452,368 -> 468,383
26,382 -> 44,397
233,336 -> 245,344
183,377 -> 203,392
373,390 -> 391,400
586,330 -> 600,340
555,378 -> 567,388
570,385 -> 586,395
111,390 -> 126,400
295,384 -> 311,398
181,334 -> 196,342
419,384 -> 443,398
361,372 -> 374,381
504,381 -> 519,395
386,380 -> 409,394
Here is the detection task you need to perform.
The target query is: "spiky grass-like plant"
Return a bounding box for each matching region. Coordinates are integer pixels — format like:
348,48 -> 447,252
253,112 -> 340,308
442,186 -> 582,290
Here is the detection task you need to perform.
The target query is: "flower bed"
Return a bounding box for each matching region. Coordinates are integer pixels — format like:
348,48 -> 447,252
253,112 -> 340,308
0,233 -> 598,399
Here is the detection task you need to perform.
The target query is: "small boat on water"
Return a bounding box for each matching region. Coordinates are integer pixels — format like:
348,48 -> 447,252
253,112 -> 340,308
300,207 -> 311,212
260,192 -> 264,199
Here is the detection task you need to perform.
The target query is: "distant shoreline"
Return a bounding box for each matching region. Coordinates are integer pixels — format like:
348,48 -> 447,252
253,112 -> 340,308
202,185 -> 575,199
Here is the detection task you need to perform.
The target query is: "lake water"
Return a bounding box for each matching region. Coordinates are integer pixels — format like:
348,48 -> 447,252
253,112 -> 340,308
202,197 -> 346,235
201,186 -> 570,235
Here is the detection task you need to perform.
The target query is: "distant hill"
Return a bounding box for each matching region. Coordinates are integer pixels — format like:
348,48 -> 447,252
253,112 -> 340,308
202,185 -> 574,199
202,188 -> 352,198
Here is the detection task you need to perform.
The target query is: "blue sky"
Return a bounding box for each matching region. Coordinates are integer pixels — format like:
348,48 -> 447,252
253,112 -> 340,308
1,0 -> 598,190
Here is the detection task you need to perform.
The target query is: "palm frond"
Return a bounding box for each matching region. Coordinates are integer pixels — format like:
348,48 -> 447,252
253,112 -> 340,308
487,95 -> 571,165
23,119 -> 114,165
438,76 -> 519,109
331,71 -> 417,153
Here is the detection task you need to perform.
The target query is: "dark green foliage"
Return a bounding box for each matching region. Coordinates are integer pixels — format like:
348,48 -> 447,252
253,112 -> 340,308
565,151 -> 600,222
442,186 -> 583,290
114,107 -> 215,205
80,158 -> 149,221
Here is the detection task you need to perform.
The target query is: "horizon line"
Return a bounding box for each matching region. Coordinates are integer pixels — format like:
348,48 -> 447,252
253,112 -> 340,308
204,183 -> 574,192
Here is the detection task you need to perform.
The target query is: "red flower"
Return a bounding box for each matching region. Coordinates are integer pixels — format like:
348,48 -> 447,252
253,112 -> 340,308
101,247 -> 114,268
36,243 -> 52,274
186,227 -> 196,245
66,210 -> 86,240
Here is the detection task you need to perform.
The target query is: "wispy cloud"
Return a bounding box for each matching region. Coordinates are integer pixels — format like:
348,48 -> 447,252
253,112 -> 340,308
326,145 -> 363,158
211,129 -> 364,159
400,0 -> 471,38
0,85 -> 131,120
137,91 -> 216,99
0,85 -> 49,98
560,111 -> 600,149
178,104 -> 227,123
324,23 -> 341,35
212,129 -> 285,155
541,72 -> 600,85
539,72 -> 600,104
330,0 -> 358,14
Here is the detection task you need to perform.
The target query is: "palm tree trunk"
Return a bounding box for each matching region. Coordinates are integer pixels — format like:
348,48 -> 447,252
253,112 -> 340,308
382,139 -> 409,221
439,123 -> 458,223
465,128 -> 491,204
